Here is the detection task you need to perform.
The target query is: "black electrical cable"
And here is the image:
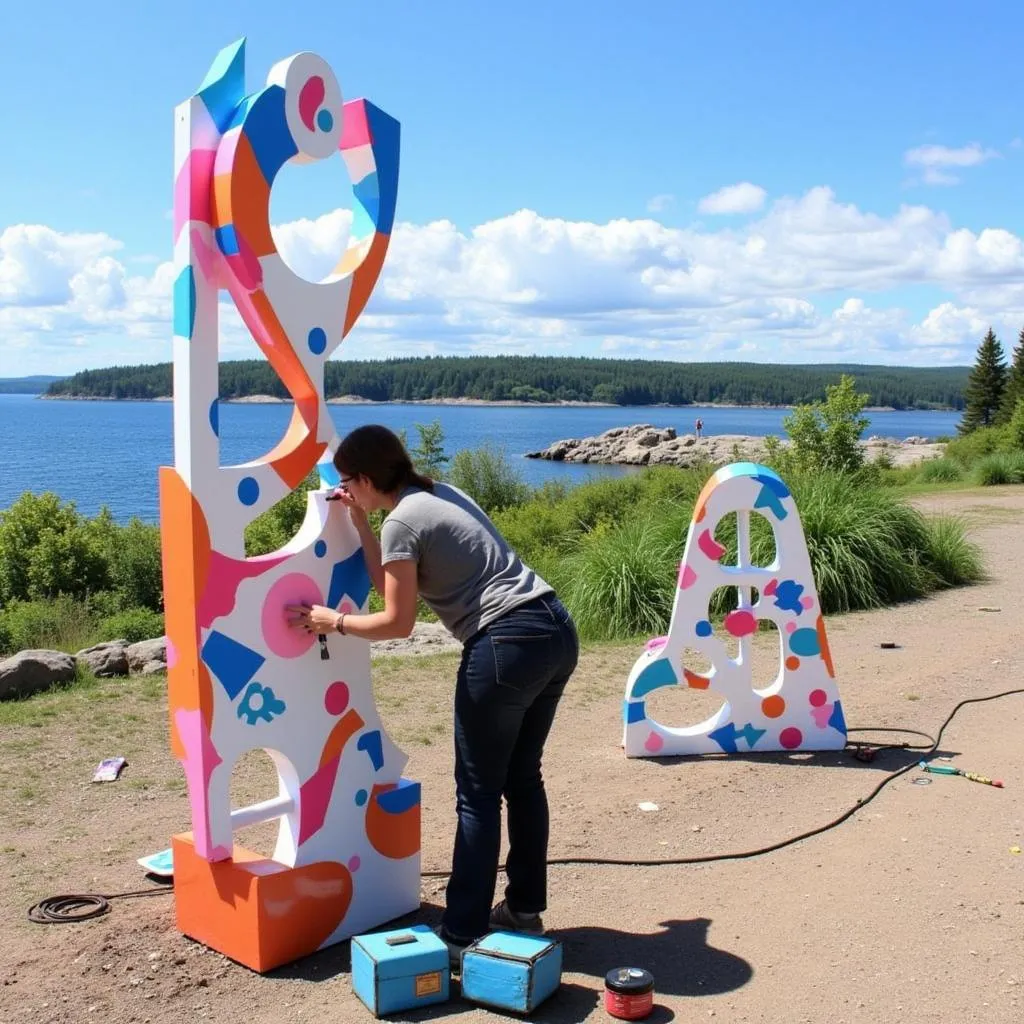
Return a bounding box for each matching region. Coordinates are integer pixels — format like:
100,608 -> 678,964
28,688 -> 1023,919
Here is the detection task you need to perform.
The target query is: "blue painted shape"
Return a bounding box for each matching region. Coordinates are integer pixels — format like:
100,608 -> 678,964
318,461 -> 340,487
753,470 -> 791,499
754,483 -> 788,521
237,682 -> 286,725
316,108 -> 333,132
773,579 -> 805,614
173,266 -> 196,340
737,722 -> 767,748
363,102 -> 400,234
355,788 -> 368,806
137,847 -> 174,877
197,37 -> 246,133
209,399 -> 219,437
709,723 -> 740,753
215,224 -> 239,256
201,630 -> 265,700
314,539 -> 327,558
461,932 -> 562,1014
352,172 -> 381,234
237,476 -> 260,505
624,700 -> 647,724
326,548 -> 372,608
695,619 -> 713,638
376,778 -> 420,814
351,924 -> 449,1016
350,201 -> 378,245
307,326 -> 327,355
790,627 -> 821,657
630,658 -> 677,698
357,730 -> 384,771
828,699 -> 847,735
239,85 -> 297,184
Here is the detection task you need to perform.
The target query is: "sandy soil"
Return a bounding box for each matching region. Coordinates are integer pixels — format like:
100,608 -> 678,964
1,488 -> 1022,1024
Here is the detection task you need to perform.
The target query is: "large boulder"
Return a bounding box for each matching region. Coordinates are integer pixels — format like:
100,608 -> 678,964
0,650 -> 77,701
76,640 -> 130,678
127,637 -> 167,674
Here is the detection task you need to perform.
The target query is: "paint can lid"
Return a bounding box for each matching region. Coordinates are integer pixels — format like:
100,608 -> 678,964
605,967 -> 655,994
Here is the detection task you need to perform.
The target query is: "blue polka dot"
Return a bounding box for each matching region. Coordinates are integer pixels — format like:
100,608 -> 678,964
308,327 -> 327,355
238,477 -> 260,506
316,109 -> 334,132
355,789 -> 368,807
790,627 -> 821,657
209,399 -> 219,437
314,540 -> 327,558
695,620 -> 713,638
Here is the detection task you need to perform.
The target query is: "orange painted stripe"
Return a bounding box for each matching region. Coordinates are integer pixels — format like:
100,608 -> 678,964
319,708 -> 365,769
211,133 -> 275,257
343,232 -> 391,335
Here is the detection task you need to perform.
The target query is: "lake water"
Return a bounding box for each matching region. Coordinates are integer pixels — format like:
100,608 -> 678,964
0,394 -> 962,522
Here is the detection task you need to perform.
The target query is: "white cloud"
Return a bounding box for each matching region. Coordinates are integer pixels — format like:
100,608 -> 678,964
904,142 -> 999,185
6,184 -> 1024,375
646,193 -> 675,213
697,182 -> 767,215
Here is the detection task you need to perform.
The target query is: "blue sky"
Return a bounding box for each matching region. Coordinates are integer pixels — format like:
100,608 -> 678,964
2,0 -> 1024,375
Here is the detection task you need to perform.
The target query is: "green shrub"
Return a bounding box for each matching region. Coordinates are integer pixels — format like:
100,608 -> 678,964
782,374 -> 870,474
918,458 -> 966,483
245,471 -> 319,556
106,519 -> 163,610
1009,397 -> 1024,450
973,451 -> 1024,486
0,596 -> 98,655
945,424 -> 1011,463
447,445 -> 532,513
96,607 -> 165,644
922,515 -> 985,587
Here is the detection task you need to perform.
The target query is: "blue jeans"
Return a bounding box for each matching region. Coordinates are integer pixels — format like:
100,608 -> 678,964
442,594 -> 579,941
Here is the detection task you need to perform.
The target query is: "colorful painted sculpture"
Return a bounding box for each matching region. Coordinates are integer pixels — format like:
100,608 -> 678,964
623,463 -> 846,758
161,39 -> 418,972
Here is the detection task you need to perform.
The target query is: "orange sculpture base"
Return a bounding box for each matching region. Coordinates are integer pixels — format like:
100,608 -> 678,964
172,833 -> 354,973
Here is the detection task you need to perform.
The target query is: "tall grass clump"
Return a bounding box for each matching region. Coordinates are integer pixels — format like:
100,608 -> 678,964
918,457 -> 966,483
921,515 -> 986,587
447,444 -> 532,513
972,451 -> 1024,486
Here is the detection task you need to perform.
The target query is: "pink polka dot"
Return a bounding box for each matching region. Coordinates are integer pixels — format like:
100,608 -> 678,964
325,681 -> 350,716
779,727 -> 803,750
724,609 -> 757,637
644,732 -> 664,753
261,572 -> 322,659
645,636 -> 668,652
785,621 -> 797,634
338,600 -> 354,615
348,855 -> 361,873
800,595 -> 814,610
809,689 -> 827,707
166,638 -> 178,670
678,564 -> 698,590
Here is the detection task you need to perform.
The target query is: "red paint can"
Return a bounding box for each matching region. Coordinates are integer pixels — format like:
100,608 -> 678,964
604,967 -> 655,1020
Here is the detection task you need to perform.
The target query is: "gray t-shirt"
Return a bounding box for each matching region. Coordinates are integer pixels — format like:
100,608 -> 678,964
379,483 -> 553,642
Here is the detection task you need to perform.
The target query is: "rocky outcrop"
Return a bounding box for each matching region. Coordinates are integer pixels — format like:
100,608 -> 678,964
75,640 -> 130,678
127,637 -> 167,674
0,650 -> 77,700
526,424 -> 946,469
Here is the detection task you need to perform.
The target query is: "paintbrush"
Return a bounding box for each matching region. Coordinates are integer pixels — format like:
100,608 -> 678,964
919,761 -> 1003,787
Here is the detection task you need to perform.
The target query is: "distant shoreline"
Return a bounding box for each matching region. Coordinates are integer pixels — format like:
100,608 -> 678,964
31,393 -> 940,414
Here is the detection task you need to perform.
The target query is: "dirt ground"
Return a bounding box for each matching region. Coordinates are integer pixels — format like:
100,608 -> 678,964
1,487 -> 1022,1024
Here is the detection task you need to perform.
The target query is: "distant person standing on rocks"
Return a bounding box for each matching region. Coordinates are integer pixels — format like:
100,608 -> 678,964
695,417 -> 704,439
286,424 -> 579,965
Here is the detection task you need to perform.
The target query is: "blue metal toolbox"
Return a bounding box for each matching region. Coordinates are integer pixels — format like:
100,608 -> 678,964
351,924 -> 449,1017
460,931 -> 562,1014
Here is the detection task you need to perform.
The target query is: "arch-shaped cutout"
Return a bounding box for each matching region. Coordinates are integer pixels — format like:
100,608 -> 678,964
228,747 -> 297,859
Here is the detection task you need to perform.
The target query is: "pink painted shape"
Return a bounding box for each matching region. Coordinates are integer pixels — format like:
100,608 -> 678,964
763,578 -> 778,596
298,755 -> 341,845
298,76 -> 326,131
174,707 -> 230,861
800,595 -> 814,610
262,572 -> 322,659
340,98 -> 371,150
645,636 -> 668,653
198,550 -> 289,629
348,855 -> 361,872
224,230 -> 263,291
678,563 -> 698,590
166,637 -> 178,670
173,150 -> 217,242
779,726 -> 803,750
785,621 -> 797,634
190,226 -> 225,288
324,681 -> 350,716
233,286 -> 281,353
338,600 -> 354,615
698,529 -> 726,561
213,126 -> 244,178
724,609 -> 757,637
809,688 -> 827,707
644,731 -> 664,754
810,704 -> 833,729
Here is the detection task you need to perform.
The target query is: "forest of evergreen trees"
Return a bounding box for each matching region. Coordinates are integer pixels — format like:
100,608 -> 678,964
44,356 -> 970,409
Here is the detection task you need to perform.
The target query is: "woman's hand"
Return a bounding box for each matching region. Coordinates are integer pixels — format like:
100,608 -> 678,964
286,603 -> 341,634
328,486 -> 366,519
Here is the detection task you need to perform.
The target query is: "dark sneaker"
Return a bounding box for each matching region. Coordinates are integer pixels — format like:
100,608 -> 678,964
489,899 -> 545,935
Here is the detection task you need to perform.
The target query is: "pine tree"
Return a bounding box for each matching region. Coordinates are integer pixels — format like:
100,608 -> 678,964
958,327 -> 1007,434
997,326 -> 1024,424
